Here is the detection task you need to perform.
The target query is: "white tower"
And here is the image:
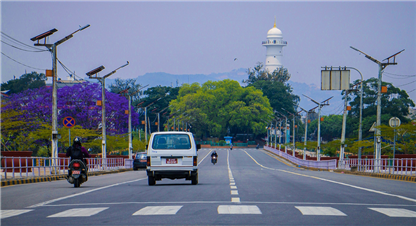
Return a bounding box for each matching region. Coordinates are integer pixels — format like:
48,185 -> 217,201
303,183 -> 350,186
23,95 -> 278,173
262,20 -> 287,73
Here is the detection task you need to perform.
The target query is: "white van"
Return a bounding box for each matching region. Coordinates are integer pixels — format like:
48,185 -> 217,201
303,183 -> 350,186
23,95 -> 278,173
146,131 -> 201,185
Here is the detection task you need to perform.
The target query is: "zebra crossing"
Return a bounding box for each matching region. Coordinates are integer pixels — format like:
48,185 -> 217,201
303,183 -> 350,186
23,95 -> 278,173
2,206 -> 416,219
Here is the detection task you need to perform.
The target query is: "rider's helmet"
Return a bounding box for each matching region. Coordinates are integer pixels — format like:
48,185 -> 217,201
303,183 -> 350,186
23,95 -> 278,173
73,137 -> 82,146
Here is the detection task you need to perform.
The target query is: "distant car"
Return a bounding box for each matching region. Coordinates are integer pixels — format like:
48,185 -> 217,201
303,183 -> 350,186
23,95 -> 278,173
133,152 -> 147,170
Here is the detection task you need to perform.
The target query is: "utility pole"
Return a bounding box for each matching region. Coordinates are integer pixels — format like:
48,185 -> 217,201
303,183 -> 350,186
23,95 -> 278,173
350,47 -> 404,172
302,95 -> 332,161
87,62 -> 129,166
119,84 -> 148,159
282,108 -> 301,155
31,25 -> 90,173
299,106 -> 318,160
276,111 -> 290,156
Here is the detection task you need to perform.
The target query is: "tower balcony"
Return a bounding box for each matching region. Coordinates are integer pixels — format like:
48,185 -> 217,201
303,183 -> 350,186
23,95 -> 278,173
262,40 -> 287,45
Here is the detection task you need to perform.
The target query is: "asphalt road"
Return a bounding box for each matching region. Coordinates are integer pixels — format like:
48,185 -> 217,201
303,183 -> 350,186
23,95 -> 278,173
1,148 -> 415,226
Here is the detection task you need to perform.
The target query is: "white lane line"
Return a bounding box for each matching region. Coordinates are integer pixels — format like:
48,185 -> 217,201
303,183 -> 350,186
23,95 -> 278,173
133,206 -> 183,215
230,185 -> 237,189
230,182 -> 235,185
0,209 -> 33,219
218,205 -> 261,214
199,149 -> 213,165
28,178 -> 146,208
231,190 -> 239,195
244,150 -> 416,203
369,208 -> 416,217
232,197 -> 241,202
47,207 -> 108,218
295,206 -> 347,216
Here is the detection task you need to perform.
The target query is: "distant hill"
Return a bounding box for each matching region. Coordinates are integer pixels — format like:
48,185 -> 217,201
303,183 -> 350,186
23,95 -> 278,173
102,68 -> 343,116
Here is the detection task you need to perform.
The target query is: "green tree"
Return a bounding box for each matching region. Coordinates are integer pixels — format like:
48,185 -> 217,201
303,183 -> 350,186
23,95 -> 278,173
243,62 -> 291,84
1,71 -> 46,94
108,78 -> 143,103
346,77 -> 415,138
307,115 -> 343,141
169,80 -> 273,139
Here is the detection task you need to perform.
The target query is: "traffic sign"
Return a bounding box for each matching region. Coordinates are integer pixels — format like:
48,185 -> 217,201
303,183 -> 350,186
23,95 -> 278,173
389,117 -> 401,128
63,116 -> 76,128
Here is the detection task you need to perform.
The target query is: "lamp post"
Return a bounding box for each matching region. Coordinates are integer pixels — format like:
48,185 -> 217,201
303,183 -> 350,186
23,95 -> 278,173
31,25 -> 90,172
350,46 -> 404,172
87,62 -> 129,165
302,96 -> 332,161
275,111 -> 290,155
120,85 -> 148,159
299,106 -> 318,160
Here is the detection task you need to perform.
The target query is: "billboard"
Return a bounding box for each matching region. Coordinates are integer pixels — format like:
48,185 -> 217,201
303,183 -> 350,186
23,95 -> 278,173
321,70 -> 350,90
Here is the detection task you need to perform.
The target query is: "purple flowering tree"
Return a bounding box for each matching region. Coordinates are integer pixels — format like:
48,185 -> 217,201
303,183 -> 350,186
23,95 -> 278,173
3,82 -> 139,145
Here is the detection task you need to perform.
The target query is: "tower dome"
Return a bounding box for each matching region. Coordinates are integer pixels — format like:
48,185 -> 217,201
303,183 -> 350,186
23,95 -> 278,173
267,22 -> 283,39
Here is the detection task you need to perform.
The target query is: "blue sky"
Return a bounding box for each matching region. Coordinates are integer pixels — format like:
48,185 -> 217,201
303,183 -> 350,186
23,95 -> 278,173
1,1 -> 415,105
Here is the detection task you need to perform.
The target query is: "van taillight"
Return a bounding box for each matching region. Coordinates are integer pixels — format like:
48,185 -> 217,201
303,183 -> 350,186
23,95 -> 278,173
147,156 -> 151,166
193,156 -> 197,166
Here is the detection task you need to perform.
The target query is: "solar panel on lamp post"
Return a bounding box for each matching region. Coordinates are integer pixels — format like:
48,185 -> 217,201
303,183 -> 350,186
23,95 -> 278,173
31,25 -> 90,173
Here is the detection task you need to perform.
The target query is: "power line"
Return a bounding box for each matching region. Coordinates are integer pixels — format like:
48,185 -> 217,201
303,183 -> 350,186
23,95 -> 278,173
1,31 -> 47,51
1,40 -> 48,52
383,71 -> 416,77
1,52 -> 47,70
397,80 -> 416,88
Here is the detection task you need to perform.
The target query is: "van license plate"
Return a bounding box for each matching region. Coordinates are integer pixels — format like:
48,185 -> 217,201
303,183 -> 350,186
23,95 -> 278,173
166,158 -> 177,164
72,170 -> 80,175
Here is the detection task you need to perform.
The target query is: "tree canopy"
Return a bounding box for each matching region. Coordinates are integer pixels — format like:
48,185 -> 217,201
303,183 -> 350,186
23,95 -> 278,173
169,79 -> 273,139
1,71 -> 46,94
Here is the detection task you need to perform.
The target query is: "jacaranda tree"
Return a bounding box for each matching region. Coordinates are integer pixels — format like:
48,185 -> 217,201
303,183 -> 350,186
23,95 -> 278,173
2,82 -> 140,151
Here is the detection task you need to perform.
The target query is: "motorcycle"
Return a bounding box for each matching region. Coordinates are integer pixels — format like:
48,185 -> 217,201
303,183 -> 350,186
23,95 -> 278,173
67,159 -> 88,188
256,145 -> 259,149
211,156 -> 217,165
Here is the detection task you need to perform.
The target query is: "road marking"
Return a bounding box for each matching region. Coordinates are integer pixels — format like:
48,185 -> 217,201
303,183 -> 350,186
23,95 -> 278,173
231,197 -> 241,202
231,190 -> 239,195
28,178 -> 146,208
218,205 -> 261,214
133,206 -> 183,215
230,182 -> 235,185
244,150 -> 416,203
295,206 -> 347,216
0,209 -> 33,219
200,150 -> 213,165
369,208 -> 416,217
47,207 -> 108,217
230,185 -> 237,189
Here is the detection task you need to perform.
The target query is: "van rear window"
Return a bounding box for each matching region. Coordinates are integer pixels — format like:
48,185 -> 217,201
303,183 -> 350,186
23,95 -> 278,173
152,134 -> 191,150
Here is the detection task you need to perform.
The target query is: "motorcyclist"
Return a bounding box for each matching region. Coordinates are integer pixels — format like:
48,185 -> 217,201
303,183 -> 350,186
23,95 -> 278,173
66,137 -> 90,176
211,151 -> 218,158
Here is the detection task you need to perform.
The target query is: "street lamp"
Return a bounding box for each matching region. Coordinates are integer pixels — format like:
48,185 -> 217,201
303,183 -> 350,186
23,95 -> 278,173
299,106 -> 318,160
87,61 -> 129,164
119,84 -> 149,159
350,46 -> 404,172
302,95 -> 332,161
275,110 -> 291,155
31,25 -> 90,173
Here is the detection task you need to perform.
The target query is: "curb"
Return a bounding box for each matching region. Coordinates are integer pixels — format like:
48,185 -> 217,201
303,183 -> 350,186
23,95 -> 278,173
1,168 -> 133,187
263,149 -> 416,183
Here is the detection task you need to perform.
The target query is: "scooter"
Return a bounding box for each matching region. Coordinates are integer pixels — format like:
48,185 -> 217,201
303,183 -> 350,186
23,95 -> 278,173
211,156 -> 217,165
67,159 -> 88,188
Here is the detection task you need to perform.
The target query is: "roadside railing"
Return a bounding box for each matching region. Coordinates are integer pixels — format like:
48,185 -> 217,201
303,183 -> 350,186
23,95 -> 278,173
264,146 -> 337,170
338,158 -> 416,176
0,156 -> 129,180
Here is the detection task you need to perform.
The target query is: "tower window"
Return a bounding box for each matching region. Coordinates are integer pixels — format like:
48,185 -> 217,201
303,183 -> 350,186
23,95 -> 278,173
273,40 -> 276,44
274,56 -> 276,58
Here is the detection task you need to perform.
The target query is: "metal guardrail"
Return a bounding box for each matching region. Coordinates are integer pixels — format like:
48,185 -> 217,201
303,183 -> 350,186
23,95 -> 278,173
264,146 -> 337,170
339,158 -> 416,176
264,146 -> 416,176
0,156 -> 129,179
